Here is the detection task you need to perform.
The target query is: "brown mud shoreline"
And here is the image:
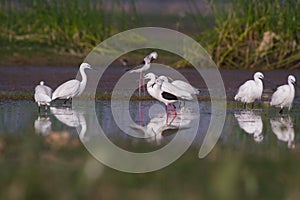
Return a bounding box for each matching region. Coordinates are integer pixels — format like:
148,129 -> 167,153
0,64 -> 299,102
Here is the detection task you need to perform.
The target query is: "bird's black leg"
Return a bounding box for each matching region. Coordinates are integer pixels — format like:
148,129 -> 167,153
63,99 -> 68,105
38,106 -> 40,113
279,108 -> 283,114
69,98 -> 72,104
251,103 -> 254,109
243,103 -> 246,109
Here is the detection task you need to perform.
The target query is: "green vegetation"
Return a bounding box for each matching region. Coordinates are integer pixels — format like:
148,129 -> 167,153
1,0 -> 299,69
191,0 -> 300,69
0,0 -> 138,64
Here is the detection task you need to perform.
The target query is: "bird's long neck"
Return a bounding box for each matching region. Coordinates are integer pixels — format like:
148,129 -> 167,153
77,66 -> 88,96
255,78 -> 263,88
80,67 -> 88,86
147,76 -> 156,88
288,81 -> 295,96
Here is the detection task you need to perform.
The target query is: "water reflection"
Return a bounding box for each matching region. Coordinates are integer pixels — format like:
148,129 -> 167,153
234,110 -> 263,142
130,107 -> 195,144
34,116 -> 52,136
50,107 -> 87,141
270,115 -> 295,148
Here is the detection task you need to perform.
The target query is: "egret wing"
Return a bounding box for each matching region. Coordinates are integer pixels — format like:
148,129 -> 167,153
161,82 -> 192,100
34,93 -> 52,103
172,80 -> 199,95
52,80 -> 80,100
270,85 -> 289,106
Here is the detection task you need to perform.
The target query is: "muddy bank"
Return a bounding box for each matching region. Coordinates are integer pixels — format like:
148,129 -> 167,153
0,65 -> 299,100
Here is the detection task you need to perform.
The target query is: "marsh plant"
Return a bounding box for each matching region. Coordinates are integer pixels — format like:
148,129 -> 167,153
0,0 -> 139,54
201,0 -> 299,69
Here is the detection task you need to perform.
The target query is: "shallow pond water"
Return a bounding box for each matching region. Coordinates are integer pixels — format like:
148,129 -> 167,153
1,66 -> 300,199
1,99 -> 300,199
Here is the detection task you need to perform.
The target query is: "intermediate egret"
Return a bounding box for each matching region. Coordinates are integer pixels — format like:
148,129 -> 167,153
34,81 -> 52,113
270,75 -> 296,114
234,72 -> 264,108
158,75 -> 199,95
52,63 -> 92,103
130,52 -> 158,96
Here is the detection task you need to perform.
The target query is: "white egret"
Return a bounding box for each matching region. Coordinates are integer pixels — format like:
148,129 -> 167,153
52,63 -> 92,103
145,73 -> 194,116
270,75 -> 296,114
129,52 -> 158,96
34,81 -> 52,113
158,76 -> 193,101
234,72 -> 264,108
157,75 -> 199,95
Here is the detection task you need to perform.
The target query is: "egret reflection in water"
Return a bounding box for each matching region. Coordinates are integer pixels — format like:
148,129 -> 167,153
130,106 -> 196,144
270,115 -> 295,148
34,116 -> 52,136
50,107 -> 87,141
234,110 -> 263,142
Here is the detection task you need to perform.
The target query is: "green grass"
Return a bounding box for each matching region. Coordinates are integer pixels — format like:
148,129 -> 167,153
0,0 -> 138,55
191,0 -> 300,69
0,0 -> 299,69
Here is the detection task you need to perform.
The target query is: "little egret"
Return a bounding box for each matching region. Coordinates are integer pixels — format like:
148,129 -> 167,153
234,72 -> 264,108
130,52 -> 158,96
52,63 -> 92,103
34,81 -> 52,113
270,75 -> 296,114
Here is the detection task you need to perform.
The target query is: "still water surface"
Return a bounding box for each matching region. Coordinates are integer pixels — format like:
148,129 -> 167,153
1,100 -> 300,152
1,66 -> 300,199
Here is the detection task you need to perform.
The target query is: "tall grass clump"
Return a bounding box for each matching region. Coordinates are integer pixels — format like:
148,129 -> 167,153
0,0 -> 139,55
196,0 -> 300,69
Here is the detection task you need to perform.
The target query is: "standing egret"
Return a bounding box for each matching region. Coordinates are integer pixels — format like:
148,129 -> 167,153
172,80 -> 199,95
34,81 -> 52,113
234,72 -> 264,108
52,63 -> 92,103
145,73 -> 194,116
158,76 -> 193,101
130,52 -> 158,96
270,75 -> 296,114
